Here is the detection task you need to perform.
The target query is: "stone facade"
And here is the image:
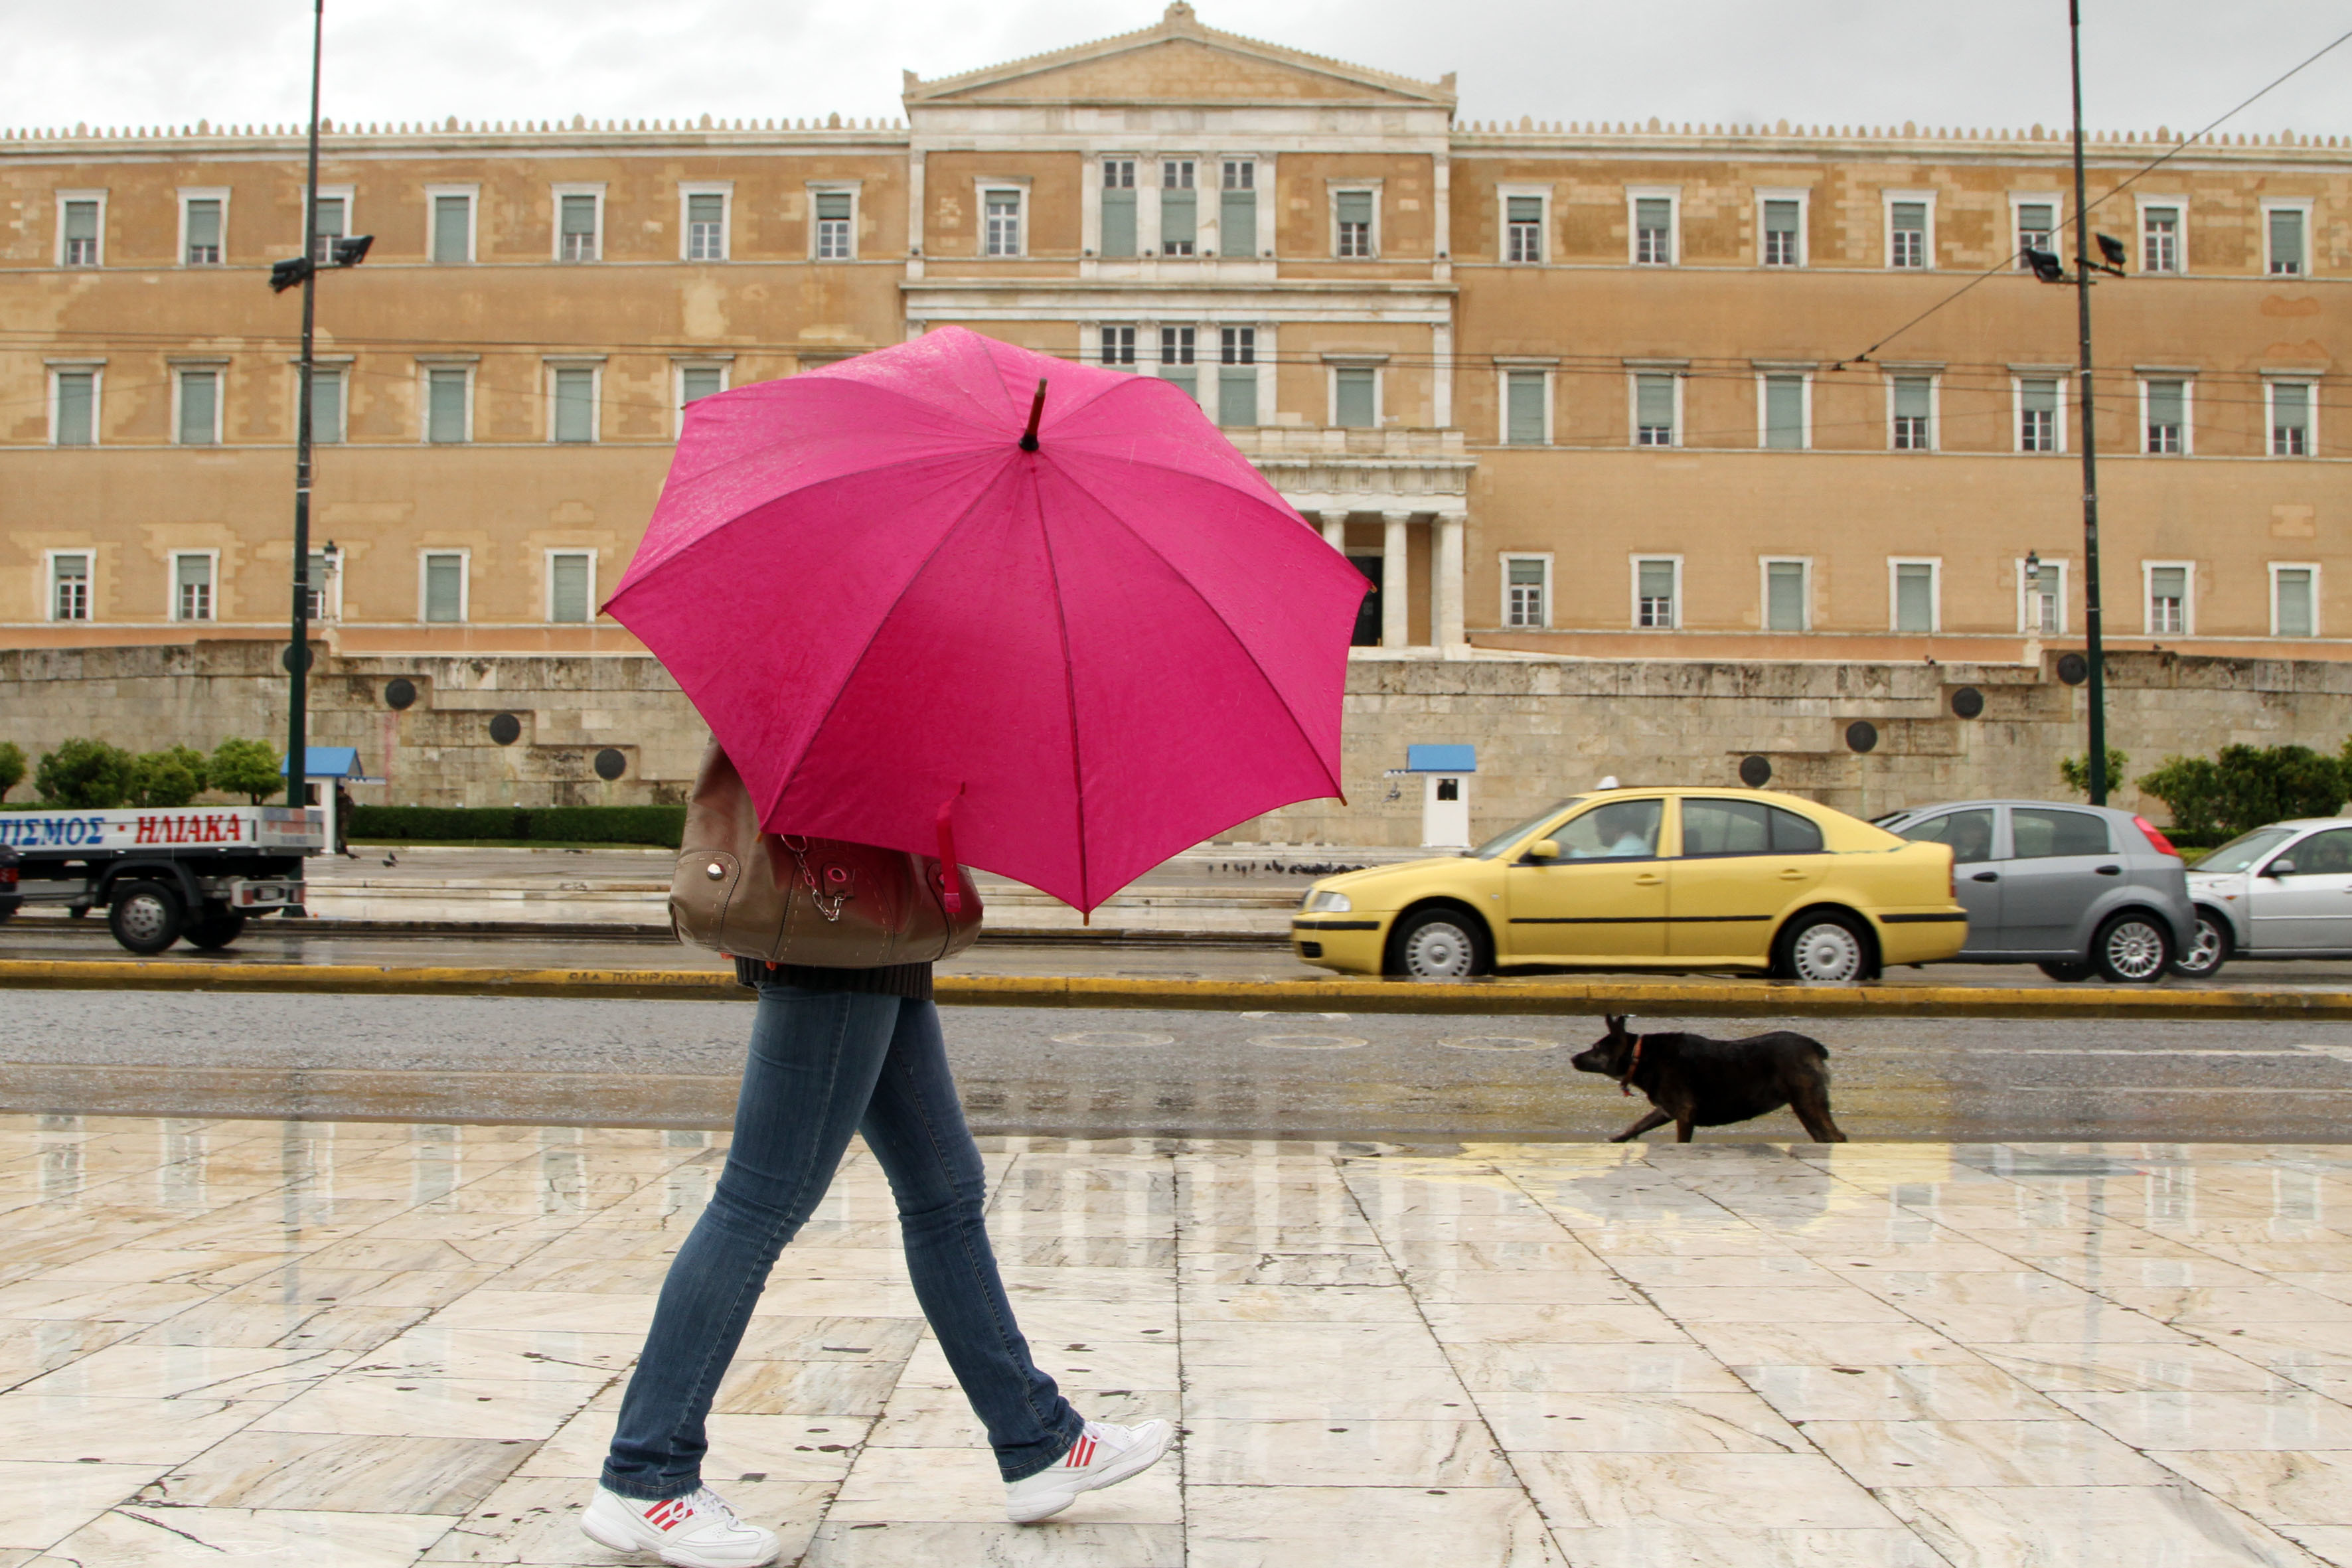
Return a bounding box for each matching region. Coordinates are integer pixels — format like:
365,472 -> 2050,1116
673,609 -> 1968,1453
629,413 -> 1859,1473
9,642 -> 2350,840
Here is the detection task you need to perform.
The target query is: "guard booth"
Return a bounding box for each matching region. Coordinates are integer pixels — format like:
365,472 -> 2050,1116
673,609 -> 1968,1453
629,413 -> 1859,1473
279,746 -> 381,853
1397,744 -> 1475,849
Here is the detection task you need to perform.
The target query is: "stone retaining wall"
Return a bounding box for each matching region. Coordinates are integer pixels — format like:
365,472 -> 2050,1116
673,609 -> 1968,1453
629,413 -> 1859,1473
6,642 -> 2349,845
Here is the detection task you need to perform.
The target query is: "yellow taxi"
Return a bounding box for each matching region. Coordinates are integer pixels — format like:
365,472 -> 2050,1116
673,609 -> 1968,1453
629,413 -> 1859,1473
1291,787 -> 1966,981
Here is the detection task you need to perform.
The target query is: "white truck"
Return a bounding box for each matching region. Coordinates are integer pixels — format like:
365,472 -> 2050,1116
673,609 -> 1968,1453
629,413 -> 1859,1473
0,804 -> 323,954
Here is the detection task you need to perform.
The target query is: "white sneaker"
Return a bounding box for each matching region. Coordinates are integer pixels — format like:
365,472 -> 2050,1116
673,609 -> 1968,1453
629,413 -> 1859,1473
1004,1419 -> 1174,1524
580,1485 -> 779,1568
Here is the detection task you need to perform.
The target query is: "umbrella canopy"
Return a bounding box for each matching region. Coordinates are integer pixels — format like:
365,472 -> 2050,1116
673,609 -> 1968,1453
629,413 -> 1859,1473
606,327 -> 1368,913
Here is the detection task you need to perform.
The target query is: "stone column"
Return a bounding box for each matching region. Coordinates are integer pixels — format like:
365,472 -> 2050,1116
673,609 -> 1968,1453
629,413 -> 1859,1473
1435,510 -> 1467,657
1380,509 -> 1412,649
1317,509 -> 1349,553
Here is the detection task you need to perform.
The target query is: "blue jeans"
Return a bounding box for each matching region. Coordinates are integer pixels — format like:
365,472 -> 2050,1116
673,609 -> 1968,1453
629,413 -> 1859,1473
601,981 -> 1081,1497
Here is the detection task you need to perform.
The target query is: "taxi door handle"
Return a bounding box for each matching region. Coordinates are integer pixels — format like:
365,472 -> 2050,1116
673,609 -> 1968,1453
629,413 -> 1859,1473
1633,873 -> 1663,886
1972,872 -> 1999,882
2095,864 -> 2122,876
1778,868 -> 1809,880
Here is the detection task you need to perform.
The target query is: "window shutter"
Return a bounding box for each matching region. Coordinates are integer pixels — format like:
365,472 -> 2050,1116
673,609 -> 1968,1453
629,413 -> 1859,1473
64,200 -> 98,242
1895,564 -> 1934,632
2017,202 -> 2052,234
175,554 -> 209,593
1507,196 -> 1542,226
1767,562 -> 1806,631
550,555 -> 590,623
688,194 -> 723,228
1892,201 -> 1925,233
2021,380 -> 2057,415
2278,568 -> 2315,637
1336,191 -> 1373,226
560,194 -> 595,254
1219,186 -> 1255,256
1334,367 -> 1375,428
2146,381 -> 2183,426
1764,376 -> 1804,449
681,367 -> 723,405
554,368 -> 594,442
1636,374 -> 1675,433
313,196 -> 345,238
310,368 -> 342,441
1638,560 -> 1676,606
178,372 -> 216,444
428,370 -> 467,443
2275,382 -> 2312,430
1763,199 -> 1798,236
1161,185 -> 1196,254
185,199 -> 222,256
1636,196 -> 1671,231
56,372 -> 94,445
424,555 -> 463,623
2270,208 -> 2304,269
815,192 -> 851,222
1506,372 -> 1545,444
434,196 -> 470,262
1101,177 -> 1137,257
1894,378 -> 1931,419
1217,366 -> 1257,427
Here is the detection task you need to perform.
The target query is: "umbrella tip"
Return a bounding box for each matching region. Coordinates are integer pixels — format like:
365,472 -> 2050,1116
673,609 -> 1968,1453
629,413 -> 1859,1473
1020,378 -> 1047,452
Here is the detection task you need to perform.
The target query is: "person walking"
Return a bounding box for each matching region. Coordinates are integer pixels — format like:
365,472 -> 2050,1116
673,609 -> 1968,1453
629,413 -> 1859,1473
581,953 -> 1172,1567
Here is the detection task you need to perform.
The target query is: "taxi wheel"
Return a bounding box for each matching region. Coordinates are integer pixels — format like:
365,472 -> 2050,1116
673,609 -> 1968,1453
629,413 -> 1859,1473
2094,911 -> 2172,984
2037,961 -> 2095,982
1772,911 -> 1877,983
185,909 -> 248,951
108,880 -> 185,955
1387,907 -> 1492,979
2171,909 -> 2231,980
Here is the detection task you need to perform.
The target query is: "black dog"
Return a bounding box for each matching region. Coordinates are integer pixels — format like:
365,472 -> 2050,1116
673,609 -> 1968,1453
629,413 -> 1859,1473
1570,1014 -> 1847,1144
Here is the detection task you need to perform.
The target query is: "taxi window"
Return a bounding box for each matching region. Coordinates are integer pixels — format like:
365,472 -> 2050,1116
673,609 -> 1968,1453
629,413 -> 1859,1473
2011,807 -> 2110,859
1470,797 -> 1585,860
1682,799 -> 1824,856
1771,807 -> 1824,853
2280,828 -> 2352,876
1899,808 -> 1995,865
1549,798 -> 1662,860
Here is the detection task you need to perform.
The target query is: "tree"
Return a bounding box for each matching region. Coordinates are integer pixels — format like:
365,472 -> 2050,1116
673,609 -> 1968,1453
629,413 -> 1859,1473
2137,744 -> 2347,840
209,737 -> 283,805
0,742 -> 23,801
129,746 -> 208,809
33,739 -> 137,808
2058,748 -> 2128,801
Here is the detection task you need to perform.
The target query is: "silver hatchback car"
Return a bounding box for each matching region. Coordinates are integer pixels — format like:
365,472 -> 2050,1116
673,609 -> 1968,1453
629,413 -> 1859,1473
1872,799 -> 2199,982
2179,819 -> 2352,977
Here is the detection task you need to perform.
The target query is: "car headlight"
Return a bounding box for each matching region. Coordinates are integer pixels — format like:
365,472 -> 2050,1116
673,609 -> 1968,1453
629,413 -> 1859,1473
1301,890 -> 1353,913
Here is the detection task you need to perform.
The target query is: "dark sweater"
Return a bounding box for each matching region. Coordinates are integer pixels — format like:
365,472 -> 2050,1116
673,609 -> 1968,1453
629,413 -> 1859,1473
732,955 -> 934,1000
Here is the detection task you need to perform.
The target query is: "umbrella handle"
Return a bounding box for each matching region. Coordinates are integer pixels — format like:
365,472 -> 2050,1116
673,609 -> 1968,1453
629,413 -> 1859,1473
1019,378 -> 1047,452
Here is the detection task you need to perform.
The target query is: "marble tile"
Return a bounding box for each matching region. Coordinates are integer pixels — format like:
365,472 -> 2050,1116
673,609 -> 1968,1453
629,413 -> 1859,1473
1182,1360 -> 1474,1421
1638,1286 -> 1915,1325
1418,1303 -> 1691,1344
1186,1483 -> 1563,1568
14,1342 -> 339,1402
708,1358 -> 905,1416
423,1289 -> 660,1336
0,1392 -> 268,1465
30,1504 -> 455,1566
2157,1450 -> 2352,1529
1976,1343 -> 2297,1395
1182,1285 -> 1423,1323
522,1407 -> 869,1483
731,1314 -> 928,1363
254,1373 -> 595,1442
830,1441 -> 1178,1525
0,1277 -> 220,1322
157,1431 -> 533,1514
1516,1451 -> 1898,1531
0,1460 -> 165,1550
418,1472 -> 826,1564
1544,1525 -> 1952,1567
1178,1320 -> 1454,1368
1680,1322 -> 1981,1368
1447,1344 -> 1747,1395
1607,1254 -> 1847,1288
2056,1391 -> 2352,1451
1475,1391 -> 1801,1452
1183,1419 -> 1512,1486
1881,1483 -> 2319,1568
799,1520 -> 1184,1567
868,1386 -> 1164,1449
1738,1362 -> 2067,1421
1804,1417 -> 2171,1486
348,1326 -> 641,1384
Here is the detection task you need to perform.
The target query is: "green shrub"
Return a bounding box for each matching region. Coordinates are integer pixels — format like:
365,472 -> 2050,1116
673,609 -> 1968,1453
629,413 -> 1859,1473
210,738 -> 284,805
34,738 -> 137,808
129,746 -> 209,809
2057,747 -> 2128,800
2137,744 -> 2347,840
349,804 -> 686,847
0,742 -> 23,801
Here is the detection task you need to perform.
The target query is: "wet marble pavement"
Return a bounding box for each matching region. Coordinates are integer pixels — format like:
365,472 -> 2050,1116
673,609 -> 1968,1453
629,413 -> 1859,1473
8,1121 -> 2352,1565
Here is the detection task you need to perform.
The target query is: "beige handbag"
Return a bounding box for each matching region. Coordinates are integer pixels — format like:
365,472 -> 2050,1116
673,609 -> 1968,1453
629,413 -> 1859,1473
669,742 -> 983,966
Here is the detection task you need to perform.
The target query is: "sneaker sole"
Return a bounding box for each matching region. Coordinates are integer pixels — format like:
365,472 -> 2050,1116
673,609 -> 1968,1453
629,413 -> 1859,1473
1008,1423 -> 1174,1524
580,1509 -> 780,1568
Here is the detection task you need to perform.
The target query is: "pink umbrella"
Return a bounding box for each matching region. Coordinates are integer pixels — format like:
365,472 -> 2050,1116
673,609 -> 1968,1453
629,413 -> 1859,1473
606,327 -> 1367,915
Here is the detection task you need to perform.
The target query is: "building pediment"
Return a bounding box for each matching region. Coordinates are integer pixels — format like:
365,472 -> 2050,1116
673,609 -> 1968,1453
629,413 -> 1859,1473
904,3 -> 1454,108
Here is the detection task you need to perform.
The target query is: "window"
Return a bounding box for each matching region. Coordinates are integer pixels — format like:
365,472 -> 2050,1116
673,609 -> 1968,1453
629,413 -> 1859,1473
1099,325 -> 1137,367
1219,160 -> 1256,258
183,196 -> 223,266
301,549 -> 331,621
2013,808 -> 2112,859
175,368 -> 220,445
1764,559 -> 1808,631
1504,370 -> 1547,445
431,191 -> 473,264
1762,374 -> 1806,450
2015,200 -> 2056,266
1334,190 -> 1374,258
813,190 -> 853,259
2142,203 -> 2181,273
1893,560 -> 1938,633
1217,327 -> 1256,426
1899,808 -> 1996,864
309,194 -> 347,264
2144,379 -> 2187,454
1507,195 -> 1543,263
1556,798 -> 1662,860
2267,204 -> 2310,276
548,551 -> 595,624
1761,196 -> 1802,267
1505,556 -> 1549,628
307,365 -> 345,443
552,366 -> 597,443
1891,376 -> 1933,450
2274,565 -> 2317,638
1159,326 -> 1196,401
60,196 -> 100,266
2018,378 -> 2059,452
422,552 -> 467,623
558,192 -> 599,262
425,366 -> 470,443
2021,557 -> 2068,635
679,364 -> 726,412
1633,195 -> 1674,265
2147,563 -> 2190,635
172,553 -> 214,622
1634,558 -> 1680,629
52,368 -> 97,446
982,189 -> 1022,256
50,553 -> 90,621
1631,372 -> 1677,447
1681,799 -> 1824,856
1333,366 -> 1376,428
1160,161 -> 1196,256
1097,159 -> 1136,257
1889,199 -> 1929,268
2270,382 -> 2313,456
685,192 -> 726,261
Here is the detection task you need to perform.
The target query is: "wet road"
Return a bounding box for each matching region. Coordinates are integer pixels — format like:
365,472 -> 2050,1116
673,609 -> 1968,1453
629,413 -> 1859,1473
8,987 -> 2352,1143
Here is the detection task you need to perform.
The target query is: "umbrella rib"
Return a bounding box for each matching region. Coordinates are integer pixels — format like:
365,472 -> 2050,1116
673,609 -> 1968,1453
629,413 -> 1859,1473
1046,461 -> 1346,804
1031,463 -> 1094,911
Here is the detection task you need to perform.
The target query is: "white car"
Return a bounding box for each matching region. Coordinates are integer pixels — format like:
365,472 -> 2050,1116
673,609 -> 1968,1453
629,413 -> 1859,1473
2180,819 -> 2352,976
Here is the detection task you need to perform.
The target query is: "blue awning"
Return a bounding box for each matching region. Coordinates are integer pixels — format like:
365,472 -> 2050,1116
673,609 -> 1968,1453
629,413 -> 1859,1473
281,746 -> 364,779
1405,744 -> 1476,774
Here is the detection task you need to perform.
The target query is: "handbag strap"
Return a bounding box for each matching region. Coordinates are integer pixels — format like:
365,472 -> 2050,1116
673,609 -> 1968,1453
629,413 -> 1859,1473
777,835 -> 850,923
937,786 -> 966,917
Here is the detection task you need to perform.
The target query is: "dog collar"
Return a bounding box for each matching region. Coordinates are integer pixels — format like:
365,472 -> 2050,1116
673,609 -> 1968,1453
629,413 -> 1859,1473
1617,1035 -> 1644,1096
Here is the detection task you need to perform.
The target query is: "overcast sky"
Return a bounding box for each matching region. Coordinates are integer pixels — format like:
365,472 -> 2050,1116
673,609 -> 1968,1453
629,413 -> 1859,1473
7,1 -> 2350,141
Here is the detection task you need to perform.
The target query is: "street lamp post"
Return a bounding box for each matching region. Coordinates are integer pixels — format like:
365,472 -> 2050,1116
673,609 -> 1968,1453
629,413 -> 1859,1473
2067,0 -> 2110,804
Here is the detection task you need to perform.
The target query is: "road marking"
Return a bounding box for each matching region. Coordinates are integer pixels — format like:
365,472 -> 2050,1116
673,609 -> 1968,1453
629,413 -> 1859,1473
2011,1085 -> 2352,1095
1241,1010 -> 1352,1020
1048,1031 -> 1176,1048
1249,1034 -> 1368,1051
1439,1036 -> 1563,1052
1843,1047 -> 2331,1058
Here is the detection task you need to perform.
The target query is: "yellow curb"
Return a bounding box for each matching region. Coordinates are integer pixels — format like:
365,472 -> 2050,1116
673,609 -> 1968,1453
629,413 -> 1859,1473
4,959 -> 2351,1019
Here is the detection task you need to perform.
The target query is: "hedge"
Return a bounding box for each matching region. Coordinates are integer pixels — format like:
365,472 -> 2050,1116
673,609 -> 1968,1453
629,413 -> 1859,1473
350,804 -> 686,846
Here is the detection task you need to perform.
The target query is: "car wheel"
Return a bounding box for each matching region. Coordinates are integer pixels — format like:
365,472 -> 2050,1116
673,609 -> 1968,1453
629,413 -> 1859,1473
185,909 -> 248,951
1774,911 -> 1875,983
2037,960 -> 2095,982
2171,909 -> 2231,980
107,880 -> 185,955
2093,911 -> 2173,984
1388,907 -> 1491,979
